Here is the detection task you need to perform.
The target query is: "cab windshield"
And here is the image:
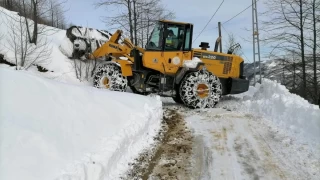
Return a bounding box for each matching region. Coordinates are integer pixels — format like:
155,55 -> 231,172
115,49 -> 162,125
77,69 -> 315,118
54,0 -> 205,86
145,22 -> 192,51
146,23 -> 163,51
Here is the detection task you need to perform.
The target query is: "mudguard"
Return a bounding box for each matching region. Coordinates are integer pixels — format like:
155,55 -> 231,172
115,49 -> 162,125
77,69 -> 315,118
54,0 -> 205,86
95,60 -> 133,77
175,62 -> 205,84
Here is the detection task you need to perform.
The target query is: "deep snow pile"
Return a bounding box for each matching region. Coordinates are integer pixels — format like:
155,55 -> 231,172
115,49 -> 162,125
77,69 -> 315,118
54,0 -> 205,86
0,67 -> 163,180
231,79 -> 320,145
0,7 -> 76,82
0,6 -> 109,85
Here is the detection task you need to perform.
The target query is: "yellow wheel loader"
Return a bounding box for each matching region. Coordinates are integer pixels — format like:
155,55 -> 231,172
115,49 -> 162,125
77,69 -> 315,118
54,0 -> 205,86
73,20 -> 249,108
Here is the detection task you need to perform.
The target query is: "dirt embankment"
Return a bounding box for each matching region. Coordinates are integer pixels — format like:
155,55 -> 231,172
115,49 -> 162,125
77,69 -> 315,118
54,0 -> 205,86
122,109 -> 193,180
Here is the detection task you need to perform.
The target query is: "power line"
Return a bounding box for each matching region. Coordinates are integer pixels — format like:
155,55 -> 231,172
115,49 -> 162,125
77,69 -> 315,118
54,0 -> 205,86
221,24 -> 252,64
222,0 -> 261,26
221,25 -> 228,34
192,0 -> 225,42
197,0 -> 261,33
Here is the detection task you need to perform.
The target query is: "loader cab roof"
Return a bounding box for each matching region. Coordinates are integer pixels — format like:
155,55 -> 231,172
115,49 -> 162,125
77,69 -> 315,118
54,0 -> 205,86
146,20 -> 194,52
159,19 -> 193,26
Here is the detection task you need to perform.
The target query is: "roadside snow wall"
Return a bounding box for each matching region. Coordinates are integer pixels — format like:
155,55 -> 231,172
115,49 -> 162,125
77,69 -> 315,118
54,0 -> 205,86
238,79 -> 320,144
0,67 -> 163,180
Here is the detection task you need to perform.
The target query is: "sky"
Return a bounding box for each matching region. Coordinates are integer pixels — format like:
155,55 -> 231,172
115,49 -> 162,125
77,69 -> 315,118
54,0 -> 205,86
64,0 -> 270,64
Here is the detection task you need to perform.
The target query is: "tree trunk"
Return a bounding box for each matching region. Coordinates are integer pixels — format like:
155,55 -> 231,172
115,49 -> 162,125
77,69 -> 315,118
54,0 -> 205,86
140,5 -> 144,47
292,52 -> 296,90
22,0 -> 32,43
146,15 -> 150,43
133,0 -> 137,46
312,0 -> 318,103
19,17 -> 25,67
282,57 -> 285,84
51,1 -> 54,27
5,0 -> 13,10
127,0 -> 134,43
30,0 -> 38,44
299,0 -> 306,98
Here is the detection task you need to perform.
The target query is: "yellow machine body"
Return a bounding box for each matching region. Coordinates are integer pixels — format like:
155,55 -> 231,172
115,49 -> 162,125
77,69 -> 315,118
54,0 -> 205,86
88,19 -> 249,96
192,49 -> 243,79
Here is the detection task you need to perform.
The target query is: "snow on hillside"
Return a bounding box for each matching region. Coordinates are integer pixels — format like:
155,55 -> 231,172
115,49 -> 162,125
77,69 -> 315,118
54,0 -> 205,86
0,6 -> 109,85
0,6 -> 166,180
0,7 -> 75,80
222,79 -> 320,149
244,58 -> 320,88
0,66 -> 162,180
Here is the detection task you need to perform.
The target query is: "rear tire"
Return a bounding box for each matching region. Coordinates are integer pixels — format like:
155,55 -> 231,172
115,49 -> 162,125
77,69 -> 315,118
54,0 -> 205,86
93,62 -> 127,92
179,69 -> 222,109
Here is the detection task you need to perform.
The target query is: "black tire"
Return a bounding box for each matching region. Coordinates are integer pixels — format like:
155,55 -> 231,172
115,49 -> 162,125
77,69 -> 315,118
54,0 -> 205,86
179,69 -> 222,109
93,62 -> 127,92
172,95 -> 183,104
172,84 -> 183,104
127,74 -> 150,95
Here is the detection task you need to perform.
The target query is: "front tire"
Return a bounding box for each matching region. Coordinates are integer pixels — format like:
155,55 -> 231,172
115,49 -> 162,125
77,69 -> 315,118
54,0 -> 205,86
93,62 -> 127,92
172,84 -> 183,104
179,69 -> 222,109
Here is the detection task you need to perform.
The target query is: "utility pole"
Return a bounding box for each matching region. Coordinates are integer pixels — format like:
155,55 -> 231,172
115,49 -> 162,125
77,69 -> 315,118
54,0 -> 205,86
218,22 -> 222,53
252,0 -> 262,85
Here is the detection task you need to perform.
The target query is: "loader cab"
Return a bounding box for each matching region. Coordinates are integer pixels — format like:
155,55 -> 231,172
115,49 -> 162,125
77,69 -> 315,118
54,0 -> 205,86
142,20 -> 194,74
146,20 -> 193,52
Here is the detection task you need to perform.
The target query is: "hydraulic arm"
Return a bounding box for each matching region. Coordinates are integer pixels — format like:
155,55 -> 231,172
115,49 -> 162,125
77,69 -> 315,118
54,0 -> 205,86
88,30 -> 144,62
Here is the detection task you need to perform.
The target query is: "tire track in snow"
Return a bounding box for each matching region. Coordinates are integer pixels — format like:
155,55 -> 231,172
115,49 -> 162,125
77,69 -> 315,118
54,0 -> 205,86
167,103 -> 293,180
122,108 -> 194,180
123,97 -> 319,179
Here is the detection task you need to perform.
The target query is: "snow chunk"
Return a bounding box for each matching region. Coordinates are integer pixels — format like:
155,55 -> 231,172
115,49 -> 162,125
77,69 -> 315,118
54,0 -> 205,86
59,36 -> 74,57
268,61 -> 277,68
183,57 -> 203,69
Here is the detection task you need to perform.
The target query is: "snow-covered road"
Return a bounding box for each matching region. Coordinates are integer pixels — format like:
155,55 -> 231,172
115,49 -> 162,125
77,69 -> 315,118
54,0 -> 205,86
162,97 -> 320,180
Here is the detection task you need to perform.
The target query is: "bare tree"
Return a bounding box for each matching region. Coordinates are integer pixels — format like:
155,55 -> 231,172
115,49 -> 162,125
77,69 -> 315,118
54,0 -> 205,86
0,0 -> 15,10
261,0 -> 310,98
71,59 -> 102,82
1,0 -> 68,30
224,33 -> 241,55
3,0 -> 68,45
308,0 -> 319,102
95,0 -> 175,46
3,10 -> 52,70
46,0 -> 68,29
136,0 -> 175,46
260,0 -> 320,104
95,0 -> 134,42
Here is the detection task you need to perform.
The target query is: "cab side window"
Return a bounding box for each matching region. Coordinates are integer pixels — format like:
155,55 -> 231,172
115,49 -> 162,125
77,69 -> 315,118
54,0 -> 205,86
184,27 -> 191,51
164,25 -> 185,51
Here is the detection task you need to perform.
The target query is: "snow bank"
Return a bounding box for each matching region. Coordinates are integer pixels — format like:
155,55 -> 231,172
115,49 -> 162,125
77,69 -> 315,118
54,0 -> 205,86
0,7 -> 85,84
0,7 -> 69,72
239,79 -> 320,143
0,67 -> 163,180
